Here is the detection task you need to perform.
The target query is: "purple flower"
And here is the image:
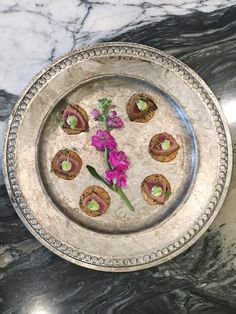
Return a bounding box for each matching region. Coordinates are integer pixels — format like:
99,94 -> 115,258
90,108 -> 101,119
108,110 -> 117,118
105,169 -> 127,188
108,150 -> 130,171
107,111 -> 124,129
91,129 -> 117,151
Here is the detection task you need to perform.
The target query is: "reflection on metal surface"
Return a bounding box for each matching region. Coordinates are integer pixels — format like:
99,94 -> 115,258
30,309 -> 51,314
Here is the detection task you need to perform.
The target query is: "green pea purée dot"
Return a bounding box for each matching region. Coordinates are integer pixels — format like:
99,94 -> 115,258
151,185 -> 163,197
161,139 -> 170,150
87,199 -> 100,211
136,99 -> 148,111
61,160 -> 72,172
66,115 -> 78,129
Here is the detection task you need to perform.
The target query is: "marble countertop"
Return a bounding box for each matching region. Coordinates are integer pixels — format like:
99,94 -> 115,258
0,1 -> 236,313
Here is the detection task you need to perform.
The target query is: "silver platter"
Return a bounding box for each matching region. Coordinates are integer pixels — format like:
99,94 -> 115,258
3,42 -> 232,272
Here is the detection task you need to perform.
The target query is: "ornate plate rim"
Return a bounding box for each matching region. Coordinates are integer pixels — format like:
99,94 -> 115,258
3,42 -> 233,272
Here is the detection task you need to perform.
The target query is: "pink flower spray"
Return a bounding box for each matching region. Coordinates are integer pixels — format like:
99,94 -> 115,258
87,98 -> 134,211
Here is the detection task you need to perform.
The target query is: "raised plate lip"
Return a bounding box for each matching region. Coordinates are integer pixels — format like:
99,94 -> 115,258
2,42 -> 233,272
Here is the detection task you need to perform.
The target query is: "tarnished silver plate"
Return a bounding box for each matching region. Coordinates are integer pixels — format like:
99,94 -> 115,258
3,43 -> 232,272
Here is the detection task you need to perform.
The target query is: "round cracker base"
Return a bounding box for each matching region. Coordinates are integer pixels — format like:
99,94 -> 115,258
150,149 -> 179,162
141,174 -> 171,205
61,104 -> 89,135
126,92 -> 157,123
51,149 -> 82,180
149,133 -> 180,162
80,186 -> 111,217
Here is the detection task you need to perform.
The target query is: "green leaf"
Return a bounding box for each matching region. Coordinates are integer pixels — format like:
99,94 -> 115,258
86,165 -> 114,191
117,188 -> 135,212
165,191 -> 172,198
56,112 -> 64,128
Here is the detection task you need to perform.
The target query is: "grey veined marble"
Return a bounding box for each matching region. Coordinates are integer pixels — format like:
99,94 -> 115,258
0,2 -> 236,314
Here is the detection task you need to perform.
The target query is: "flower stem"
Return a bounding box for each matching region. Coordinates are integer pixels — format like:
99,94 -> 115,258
103,115 -> 109,131
104,148 -> 111,170
103,113 -> 112,170
117,187 -> 135,212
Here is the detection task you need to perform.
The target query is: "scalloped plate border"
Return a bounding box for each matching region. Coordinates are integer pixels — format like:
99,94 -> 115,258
3,42 -> 233,272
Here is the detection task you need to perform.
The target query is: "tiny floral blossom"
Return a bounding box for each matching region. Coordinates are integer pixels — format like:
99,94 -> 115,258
107,111 -> 124,129
108,110 -> 117,118
91,129 -> 117,151
107,111 -> 124,128
90,108 -> 101,119
105,169 -> 127,188
108,150 -> 129,171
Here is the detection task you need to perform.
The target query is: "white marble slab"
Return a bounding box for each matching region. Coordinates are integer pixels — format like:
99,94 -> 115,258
0,0 -> 233,94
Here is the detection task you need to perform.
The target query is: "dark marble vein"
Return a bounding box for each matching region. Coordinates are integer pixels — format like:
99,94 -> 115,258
0,230 -> 235,313
0,90 -> 18,122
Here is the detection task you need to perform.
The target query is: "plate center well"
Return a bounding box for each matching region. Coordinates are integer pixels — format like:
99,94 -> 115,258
38,75 -> 197,234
